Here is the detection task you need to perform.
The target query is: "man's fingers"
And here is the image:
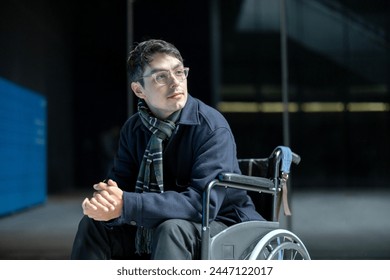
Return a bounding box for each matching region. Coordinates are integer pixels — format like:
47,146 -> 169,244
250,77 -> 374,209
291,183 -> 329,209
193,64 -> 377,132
107,179 -> 118,187
89,197 -> 109,212
93,181 -> 108,191
97,190 -> 118,207
82,198 -> 97,212
82,179 -> 122,220
93,191 -> 117,209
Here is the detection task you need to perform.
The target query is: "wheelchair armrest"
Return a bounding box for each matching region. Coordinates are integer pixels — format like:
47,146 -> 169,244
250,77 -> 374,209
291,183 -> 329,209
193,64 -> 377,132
218,172 -> 274,190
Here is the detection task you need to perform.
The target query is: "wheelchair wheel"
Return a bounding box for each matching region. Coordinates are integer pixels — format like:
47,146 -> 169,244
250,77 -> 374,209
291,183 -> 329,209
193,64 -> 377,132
248,229 -> 311,260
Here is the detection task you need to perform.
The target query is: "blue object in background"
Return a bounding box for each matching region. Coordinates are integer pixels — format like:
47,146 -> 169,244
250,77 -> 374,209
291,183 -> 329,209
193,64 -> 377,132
0,77 -> 47,216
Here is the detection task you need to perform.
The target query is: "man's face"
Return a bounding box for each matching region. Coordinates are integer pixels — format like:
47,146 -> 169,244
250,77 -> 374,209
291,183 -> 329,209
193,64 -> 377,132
131,53 -> 188,120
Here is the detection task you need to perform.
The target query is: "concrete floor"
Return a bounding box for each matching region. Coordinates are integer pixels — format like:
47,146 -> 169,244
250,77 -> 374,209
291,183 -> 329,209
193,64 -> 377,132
0,189 -> 389,260
289,188 -> 390,259
0,192 -> 85,259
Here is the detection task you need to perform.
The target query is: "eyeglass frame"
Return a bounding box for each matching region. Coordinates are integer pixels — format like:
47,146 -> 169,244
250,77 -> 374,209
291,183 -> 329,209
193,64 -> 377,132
137,67 -> 190,86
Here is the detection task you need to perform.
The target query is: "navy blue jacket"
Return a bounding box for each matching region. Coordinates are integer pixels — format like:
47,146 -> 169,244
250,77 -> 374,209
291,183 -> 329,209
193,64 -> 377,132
107,95 -> 264,228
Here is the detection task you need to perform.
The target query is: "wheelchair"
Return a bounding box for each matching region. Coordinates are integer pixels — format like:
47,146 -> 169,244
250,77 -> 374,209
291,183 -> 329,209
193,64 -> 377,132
201,146 -> 311,260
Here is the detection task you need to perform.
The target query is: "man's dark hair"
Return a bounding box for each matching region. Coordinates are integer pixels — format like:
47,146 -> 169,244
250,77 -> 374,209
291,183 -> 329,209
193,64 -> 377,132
127,39 -> 184,85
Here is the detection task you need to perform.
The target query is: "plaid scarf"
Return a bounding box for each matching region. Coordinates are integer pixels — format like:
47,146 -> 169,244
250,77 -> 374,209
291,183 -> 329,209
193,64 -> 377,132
135,99 -> 181,254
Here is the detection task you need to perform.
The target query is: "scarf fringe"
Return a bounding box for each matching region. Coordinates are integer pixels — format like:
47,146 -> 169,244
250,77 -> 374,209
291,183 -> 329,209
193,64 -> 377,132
135,227 -> 155,255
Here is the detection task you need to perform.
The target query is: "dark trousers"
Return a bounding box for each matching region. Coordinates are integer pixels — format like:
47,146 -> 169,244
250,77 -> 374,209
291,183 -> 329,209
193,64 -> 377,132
70,216 -> 227,260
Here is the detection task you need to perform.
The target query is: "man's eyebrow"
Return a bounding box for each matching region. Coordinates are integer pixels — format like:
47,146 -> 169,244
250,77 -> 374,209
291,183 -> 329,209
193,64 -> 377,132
147,68 -> 167,75
146,63 -> 184,75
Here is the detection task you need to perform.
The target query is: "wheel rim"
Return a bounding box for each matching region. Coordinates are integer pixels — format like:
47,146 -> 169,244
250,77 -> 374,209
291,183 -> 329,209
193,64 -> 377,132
248,229 -> 311,260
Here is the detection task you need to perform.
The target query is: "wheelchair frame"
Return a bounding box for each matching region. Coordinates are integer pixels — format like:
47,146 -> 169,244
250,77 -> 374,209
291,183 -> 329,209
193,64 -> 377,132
201,146 -> 311,260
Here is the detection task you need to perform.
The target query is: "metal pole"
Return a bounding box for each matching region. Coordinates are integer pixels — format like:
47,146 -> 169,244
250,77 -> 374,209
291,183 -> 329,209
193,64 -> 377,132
126,0 -> 134,117
280,0 -> 290,147
210,0 -> 221,107
279,0 -> 292,230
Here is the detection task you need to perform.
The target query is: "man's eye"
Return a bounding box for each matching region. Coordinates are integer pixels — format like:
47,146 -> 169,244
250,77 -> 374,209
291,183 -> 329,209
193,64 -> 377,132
155,72 -> 169,81
175,70 -> 184,76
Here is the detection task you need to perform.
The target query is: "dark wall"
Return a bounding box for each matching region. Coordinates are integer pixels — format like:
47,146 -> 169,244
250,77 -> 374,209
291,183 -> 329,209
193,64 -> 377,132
2,0 -> 389,193
0,0 -> 128,191
73,0 -> 214,186
132,0 -> 213,106
0,0 -> 75,193
0,0 -> 214,192
72,1 -> 128,186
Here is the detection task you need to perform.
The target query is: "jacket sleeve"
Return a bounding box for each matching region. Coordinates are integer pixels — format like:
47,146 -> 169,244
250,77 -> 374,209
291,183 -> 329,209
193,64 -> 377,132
114,126 -> 239,228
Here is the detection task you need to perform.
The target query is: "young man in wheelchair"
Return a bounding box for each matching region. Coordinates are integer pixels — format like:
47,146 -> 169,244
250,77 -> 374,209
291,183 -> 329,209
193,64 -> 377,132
70,39 -> 264,260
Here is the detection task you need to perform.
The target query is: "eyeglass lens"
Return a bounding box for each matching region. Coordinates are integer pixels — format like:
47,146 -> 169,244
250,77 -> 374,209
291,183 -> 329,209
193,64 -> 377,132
154,68 -> 189,85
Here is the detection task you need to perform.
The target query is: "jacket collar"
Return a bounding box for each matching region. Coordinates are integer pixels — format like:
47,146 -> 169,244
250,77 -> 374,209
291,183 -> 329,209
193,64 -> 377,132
133,94 -> 199,132
178,94 -> 200,126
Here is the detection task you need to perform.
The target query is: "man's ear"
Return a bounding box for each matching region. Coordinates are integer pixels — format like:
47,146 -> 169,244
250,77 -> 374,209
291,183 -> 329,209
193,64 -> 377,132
131,82 -> 145,99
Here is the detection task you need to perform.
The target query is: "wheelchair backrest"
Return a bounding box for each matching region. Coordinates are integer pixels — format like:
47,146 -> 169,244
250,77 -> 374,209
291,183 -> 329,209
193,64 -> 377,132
238,157 -> 277,221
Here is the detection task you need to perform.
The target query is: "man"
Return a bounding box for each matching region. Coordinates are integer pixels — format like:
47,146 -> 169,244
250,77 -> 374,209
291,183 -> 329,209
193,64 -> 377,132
71,39 -> 264,260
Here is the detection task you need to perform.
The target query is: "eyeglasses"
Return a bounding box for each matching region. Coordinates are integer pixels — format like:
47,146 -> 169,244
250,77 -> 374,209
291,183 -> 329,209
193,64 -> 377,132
139,67 -> 189,85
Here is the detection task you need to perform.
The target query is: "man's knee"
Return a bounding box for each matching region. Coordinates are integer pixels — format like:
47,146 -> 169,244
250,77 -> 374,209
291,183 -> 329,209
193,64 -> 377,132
77,215 -> 93,230
154,219 -> 199,240
152,219 -> 200,259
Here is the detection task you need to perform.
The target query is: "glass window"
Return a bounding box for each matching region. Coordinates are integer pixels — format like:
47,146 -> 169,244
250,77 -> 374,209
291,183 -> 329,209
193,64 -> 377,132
219,0 -> 389,189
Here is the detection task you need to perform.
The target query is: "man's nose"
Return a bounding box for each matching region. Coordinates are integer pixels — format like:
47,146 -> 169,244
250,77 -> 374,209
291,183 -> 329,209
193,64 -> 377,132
169,73 -> 181,87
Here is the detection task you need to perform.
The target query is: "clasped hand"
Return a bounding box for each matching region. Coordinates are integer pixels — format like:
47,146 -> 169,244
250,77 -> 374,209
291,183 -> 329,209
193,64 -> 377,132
82,179 -> 123,221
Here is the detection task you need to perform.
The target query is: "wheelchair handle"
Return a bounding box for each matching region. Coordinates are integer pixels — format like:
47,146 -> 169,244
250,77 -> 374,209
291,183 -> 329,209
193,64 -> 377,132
271,147 -> 301,165
292,152 -> 301,165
